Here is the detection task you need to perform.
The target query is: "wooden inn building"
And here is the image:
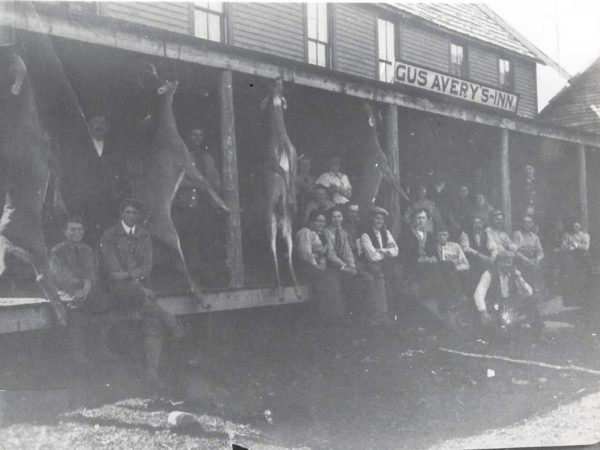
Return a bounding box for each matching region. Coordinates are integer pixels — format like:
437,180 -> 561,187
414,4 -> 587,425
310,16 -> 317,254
1,1 -> 599,333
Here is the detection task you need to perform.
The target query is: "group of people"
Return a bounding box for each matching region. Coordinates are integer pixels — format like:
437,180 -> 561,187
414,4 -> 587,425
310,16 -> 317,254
49,199 -> 182,389
294,159 -> 591,336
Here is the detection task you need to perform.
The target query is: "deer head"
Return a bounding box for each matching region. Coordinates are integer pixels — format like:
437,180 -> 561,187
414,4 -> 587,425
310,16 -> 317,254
0,46 -> 26,97
134,60 -> 178,97
261,77 -> 287,111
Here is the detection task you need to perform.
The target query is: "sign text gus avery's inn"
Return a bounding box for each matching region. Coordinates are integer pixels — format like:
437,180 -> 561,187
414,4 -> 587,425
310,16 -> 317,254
395,61 -> 519,113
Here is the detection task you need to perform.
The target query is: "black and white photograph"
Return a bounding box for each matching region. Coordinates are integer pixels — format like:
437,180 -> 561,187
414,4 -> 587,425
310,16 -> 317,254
1,1 -> 600,448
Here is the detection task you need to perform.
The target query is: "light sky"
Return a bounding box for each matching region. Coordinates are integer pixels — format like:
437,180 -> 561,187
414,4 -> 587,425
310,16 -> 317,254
488,0 -> 600,109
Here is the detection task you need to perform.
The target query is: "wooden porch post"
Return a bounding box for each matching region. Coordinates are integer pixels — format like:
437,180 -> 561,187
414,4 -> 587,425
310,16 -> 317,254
384,104 -> 401,236
578,143 -> 589,230
219,69 -> 244,288
500,128 -> 512,233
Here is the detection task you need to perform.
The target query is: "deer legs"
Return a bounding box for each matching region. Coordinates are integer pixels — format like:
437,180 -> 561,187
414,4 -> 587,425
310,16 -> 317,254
268,211 -> 284,301
152,217 -> 210,310
281,210 -> 301,300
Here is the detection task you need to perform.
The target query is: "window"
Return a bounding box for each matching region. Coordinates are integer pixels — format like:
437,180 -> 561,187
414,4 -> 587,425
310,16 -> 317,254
193,2 -> 225,43
378,18 -> 395,83
306,3 -> 330,68
498,57 -> 513,89
450,43 -> 467,77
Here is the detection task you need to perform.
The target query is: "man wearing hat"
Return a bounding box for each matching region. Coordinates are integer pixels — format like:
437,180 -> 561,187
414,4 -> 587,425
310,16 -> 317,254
486,209 -> 518,261
474,251 -> 538,331
100,198 -> 183,390
359,206 -> 399,325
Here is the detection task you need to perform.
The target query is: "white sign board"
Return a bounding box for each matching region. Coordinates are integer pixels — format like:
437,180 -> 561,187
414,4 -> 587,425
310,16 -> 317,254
394,61 -> 519,113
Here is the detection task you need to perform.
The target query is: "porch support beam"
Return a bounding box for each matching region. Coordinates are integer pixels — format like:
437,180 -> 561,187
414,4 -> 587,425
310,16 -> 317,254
500,129 -> 512,233
578,143 -> 589,230
384,104 -> 401,236
5,9 -> 600,148
219,69 -> 244,288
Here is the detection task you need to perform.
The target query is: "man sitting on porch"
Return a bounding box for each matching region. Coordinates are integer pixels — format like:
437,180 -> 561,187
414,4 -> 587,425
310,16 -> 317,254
360,206 -> 399,325
474,251 -> 542,334
100,198 -> 183,391
49,215 -> 110,370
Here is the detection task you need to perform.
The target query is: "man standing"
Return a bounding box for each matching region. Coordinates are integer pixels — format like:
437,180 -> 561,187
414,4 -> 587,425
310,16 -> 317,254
513,215 -> 544,294
360,207 -> 399,325
315,156 -> 352,205
100,199 -> 183,390
173,127 -> 224,284
85,114 -> 127,245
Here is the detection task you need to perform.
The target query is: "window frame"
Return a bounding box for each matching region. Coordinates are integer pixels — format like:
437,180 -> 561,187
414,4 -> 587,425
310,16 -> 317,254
192,2 -> 226,44
377,17 -> 396,83
305,2 -> 331,68
498,56 -> 515,90
449,42 -> 468,78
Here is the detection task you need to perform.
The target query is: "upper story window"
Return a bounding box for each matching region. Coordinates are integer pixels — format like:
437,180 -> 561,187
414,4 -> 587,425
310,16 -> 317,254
193,2 -> 225,43
450,43 -> 467,78
498,57 -> 514,89
377,18 -> 395,83
306,3 -> 330,68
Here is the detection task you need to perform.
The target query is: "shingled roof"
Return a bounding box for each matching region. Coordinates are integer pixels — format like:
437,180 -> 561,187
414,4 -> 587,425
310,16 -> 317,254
390,3 -> 539,60
540,56 -> 600,134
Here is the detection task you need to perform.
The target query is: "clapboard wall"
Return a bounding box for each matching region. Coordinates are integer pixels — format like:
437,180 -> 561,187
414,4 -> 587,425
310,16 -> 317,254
228,3 -> 305,62
331,4 -> 377,79
97,2 -> 538,117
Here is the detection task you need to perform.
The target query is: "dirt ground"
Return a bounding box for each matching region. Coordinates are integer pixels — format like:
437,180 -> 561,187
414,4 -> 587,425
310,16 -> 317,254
1,296 -> 600,449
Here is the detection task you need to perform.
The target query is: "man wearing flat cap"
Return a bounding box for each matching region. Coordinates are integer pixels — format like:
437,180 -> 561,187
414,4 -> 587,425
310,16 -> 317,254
100,198 -> 183,390
359,206 -> 399,325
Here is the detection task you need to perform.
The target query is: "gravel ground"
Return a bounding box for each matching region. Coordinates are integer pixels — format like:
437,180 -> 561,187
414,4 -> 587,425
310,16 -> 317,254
1,298 -> 600,449
429,390 -> 600,449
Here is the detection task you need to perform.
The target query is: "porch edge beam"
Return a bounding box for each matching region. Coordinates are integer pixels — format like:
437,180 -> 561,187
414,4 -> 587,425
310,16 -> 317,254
5,10 -> 600,147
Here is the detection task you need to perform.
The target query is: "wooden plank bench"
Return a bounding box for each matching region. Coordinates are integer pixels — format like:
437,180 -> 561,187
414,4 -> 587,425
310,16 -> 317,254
0,286 -> 309,334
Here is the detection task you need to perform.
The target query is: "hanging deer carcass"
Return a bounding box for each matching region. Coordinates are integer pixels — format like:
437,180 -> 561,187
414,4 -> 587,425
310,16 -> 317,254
132,63 -> 228,309
0,46 -> 67,326
354,102 -> 409,223
261,78 -> 301,300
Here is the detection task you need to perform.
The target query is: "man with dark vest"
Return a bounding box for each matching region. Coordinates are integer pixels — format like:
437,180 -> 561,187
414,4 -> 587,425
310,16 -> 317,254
359,206 -> 399,325
473,251 -> 542,333
400,208 -> 438,303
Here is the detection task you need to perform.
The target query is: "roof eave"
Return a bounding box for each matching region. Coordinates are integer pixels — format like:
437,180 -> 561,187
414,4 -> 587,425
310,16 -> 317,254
379,3 -> 545,65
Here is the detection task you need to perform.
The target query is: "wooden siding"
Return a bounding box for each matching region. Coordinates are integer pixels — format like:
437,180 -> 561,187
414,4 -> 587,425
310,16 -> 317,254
398,23 -> 449,73
228,3 -> 305,62
514,58 -> 537,117
467,44 -> 498,86
332,4 -> 377,79
101,2 -> 189,35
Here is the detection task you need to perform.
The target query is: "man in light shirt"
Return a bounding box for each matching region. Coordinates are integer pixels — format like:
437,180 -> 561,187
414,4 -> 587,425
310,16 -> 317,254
486,209 -> 517,260
315,156 -> 352,205
360,207 -> 398,325
432,226 -> 469,317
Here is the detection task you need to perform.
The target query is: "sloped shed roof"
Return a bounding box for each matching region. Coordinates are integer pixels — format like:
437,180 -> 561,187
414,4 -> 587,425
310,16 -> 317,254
540,57 -> 600,134
391,3 -> 539,60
